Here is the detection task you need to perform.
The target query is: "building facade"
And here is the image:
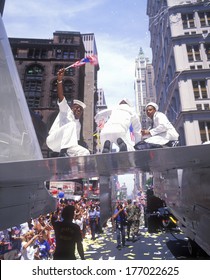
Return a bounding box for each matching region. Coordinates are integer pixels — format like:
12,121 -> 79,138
134,47 -> 156,129
95,88 -> 107,153
82,33 -> 99,153
147,0 -> 210,145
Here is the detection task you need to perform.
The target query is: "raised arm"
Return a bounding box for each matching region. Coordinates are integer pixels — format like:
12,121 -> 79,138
57,68 -> 65,102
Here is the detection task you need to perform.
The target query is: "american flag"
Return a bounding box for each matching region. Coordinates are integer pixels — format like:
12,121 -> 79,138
65,55 -> 98,70
129,124 -> 135,142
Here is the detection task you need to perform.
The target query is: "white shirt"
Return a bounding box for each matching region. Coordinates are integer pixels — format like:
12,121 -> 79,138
145,111 -> 179,145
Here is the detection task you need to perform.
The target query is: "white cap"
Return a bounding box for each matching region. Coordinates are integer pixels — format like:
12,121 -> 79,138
146,102 -> 159,111
120,98 -> 133,107
73,99 -> 86,109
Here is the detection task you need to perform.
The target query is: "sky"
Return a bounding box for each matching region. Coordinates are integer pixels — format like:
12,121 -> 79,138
2,0 -> 151,194
2,0 -> 151,108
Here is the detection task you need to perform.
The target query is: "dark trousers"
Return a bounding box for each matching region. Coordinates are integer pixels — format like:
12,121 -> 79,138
90,219 -> 96,239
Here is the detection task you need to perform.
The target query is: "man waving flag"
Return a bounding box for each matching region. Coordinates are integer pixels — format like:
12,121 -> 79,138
65,54 -> 98,70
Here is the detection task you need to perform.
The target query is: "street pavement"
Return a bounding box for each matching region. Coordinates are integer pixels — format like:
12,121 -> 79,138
83,221 -> 195,260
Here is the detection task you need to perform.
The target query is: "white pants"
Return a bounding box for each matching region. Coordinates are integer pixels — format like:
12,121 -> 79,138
100,124 -> 134,152
46,122 -> 90,156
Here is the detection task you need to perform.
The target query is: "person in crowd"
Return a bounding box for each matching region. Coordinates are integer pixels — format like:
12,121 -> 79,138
46,68 -> 90,157
95,98 -> 142,153
33,215 -> 52,242
34,233 -> 50,260
95,205 -> 103,234
139,102 -> 179,148
88,205 -> 98,240
131,201 -> 141,240
51,205 -> 85,260
20,231 -> 40,260
125,199 -> 134,241
73,212 -> 84,238
8,227 -> 22,253
112,203 -> 127,249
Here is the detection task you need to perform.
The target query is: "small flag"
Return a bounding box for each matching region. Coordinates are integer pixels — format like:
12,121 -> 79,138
65,55 -> 98,70
129,124 -> 135,142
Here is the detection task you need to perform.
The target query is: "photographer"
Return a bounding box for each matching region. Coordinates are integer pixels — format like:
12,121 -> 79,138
112,203 -> 127,249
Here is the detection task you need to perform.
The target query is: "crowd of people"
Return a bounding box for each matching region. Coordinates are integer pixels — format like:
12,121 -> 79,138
0,198 -> 104,260
0,195 -> 147,259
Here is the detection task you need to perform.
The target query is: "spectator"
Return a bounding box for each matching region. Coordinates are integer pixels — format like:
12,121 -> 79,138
130,201 -> 141,240
51,205 -> 85,260
95,205 -> 103,234
89,205 -> 98,240
125,199 -> 134,241
20,231 -> 39,260
34,234 -> 50,260
112,203 -> 127,249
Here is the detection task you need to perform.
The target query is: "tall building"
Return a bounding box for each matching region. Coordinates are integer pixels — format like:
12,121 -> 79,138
147,0 -> 210,145
134,47 -> 156,129
96,88 -> 107,111
95,88 -> 107,153
9,31 -> 99,156
82,33 -> 99,153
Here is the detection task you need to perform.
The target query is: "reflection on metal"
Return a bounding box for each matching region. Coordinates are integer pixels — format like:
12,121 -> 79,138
0,16 -> 56,230
0,16 -> 42,163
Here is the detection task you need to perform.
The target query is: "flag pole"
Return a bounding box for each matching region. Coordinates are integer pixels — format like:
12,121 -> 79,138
64,64 -> 72,70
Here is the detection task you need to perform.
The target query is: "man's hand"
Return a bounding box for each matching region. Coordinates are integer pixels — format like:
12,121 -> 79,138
141,129 -> 151,136
57,68 -> 65,82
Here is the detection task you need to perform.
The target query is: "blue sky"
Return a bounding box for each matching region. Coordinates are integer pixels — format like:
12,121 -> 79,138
3,0 -> 151,109
2,0 -> 151,193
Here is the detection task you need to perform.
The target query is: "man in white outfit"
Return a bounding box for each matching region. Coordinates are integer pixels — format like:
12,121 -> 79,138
46,68 -> 90,157
97,98 -> 142,153
141,102 -> 179,146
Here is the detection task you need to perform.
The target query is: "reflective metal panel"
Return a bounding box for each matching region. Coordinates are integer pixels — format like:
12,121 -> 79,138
0,16 -> 42,162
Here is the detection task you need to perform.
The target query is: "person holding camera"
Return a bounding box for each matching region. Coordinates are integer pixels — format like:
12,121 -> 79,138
112,203 -> 128,249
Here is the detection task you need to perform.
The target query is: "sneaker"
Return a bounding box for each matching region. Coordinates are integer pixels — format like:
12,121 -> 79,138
116,245 -> 121,250
58,148 -> 69,157
117,138 -> 127,152
102,140 -> 111,153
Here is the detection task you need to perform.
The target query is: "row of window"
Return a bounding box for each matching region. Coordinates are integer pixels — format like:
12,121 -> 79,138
12,47 -> 82,60
23,64 -> 75,108
187,44 -> 210,62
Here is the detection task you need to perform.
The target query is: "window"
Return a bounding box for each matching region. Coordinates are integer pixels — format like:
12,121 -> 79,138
196,104 -> 202,110
187,45 -> 201,62
24,65 -> 44,108
204,104 -> 210,110
204,44 -> 210,60
182,13 -> 195,29
198,11 -> 210,27
199,121 -> 210,143
193,80 -> 208,99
